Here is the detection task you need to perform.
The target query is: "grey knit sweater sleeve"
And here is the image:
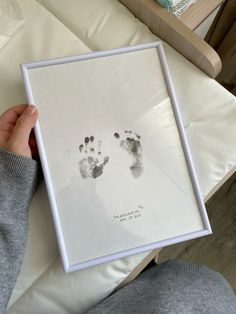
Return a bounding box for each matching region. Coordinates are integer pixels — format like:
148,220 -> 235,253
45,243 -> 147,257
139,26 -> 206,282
0,148 -> 39,314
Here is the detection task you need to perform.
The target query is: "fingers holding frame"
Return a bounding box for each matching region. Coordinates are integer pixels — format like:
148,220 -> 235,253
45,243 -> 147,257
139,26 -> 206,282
0,104 -> 28,125
0,104 -> 38,158
8,105 -> 38,149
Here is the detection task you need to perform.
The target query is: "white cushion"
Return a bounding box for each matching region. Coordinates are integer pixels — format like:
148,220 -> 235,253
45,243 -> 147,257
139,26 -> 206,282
2,0 -> 235,313
0,0 -> 25,50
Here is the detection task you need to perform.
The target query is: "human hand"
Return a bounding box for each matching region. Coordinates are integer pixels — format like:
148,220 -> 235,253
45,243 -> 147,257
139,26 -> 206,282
0,104 -> 38,159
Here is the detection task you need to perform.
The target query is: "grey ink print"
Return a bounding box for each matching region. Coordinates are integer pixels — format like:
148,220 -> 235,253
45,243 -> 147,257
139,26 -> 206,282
79,136 -> 109,179
114,130 -> 143,178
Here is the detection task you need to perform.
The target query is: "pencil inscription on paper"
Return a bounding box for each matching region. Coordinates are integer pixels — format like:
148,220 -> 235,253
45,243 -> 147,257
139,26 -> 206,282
114,130 -> 143,178
79,136 -> 109,179
112,205 -> 144,223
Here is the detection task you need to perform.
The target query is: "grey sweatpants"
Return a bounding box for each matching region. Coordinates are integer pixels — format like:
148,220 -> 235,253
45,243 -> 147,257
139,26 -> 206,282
87,260 -> 236,314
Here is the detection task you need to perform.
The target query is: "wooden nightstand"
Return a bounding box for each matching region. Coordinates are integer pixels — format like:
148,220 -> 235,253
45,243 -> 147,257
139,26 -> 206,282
119,0 -> 224,78
179,0 -> 225,30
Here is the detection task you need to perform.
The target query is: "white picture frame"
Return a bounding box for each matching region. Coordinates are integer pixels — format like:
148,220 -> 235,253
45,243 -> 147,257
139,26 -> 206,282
21,41 -> 211,273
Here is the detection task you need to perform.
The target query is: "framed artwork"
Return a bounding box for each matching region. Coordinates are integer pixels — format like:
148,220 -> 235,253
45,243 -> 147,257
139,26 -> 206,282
21,42 -> 211,273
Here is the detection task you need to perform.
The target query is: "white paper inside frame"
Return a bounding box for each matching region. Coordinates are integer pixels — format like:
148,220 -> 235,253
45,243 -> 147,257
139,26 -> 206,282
24,43 -> 210,271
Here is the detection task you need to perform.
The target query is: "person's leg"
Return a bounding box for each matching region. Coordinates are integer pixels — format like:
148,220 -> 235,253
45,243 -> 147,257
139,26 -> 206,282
87,260 -> 236,314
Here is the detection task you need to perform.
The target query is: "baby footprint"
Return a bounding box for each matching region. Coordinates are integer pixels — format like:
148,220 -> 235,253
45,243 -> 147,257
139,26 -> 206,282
78,136 -> 109,179
114,130 -> 143,178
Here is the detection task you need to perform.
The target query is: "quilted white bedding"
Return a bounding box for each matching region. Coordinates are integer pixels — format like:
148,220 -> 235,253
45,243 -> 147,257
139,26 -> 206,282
0,0 -> 235,313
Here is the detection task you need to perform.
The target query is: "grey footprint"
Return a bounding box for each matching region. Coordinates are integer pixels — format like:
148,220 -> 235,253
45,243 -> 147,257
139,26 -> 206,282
78,136 -> 109,179
114,130 -> 143,178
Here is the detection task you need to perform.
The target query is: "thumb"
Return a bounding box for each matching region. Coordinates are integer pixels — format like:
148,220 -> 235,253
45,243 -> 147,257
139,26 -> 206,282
10,105 -> 38,147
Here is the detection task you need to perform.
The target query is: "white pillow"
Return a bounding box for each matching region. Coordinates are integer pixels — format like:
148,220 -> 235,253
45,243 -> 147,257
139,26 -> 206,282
0,0 -> 24,50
